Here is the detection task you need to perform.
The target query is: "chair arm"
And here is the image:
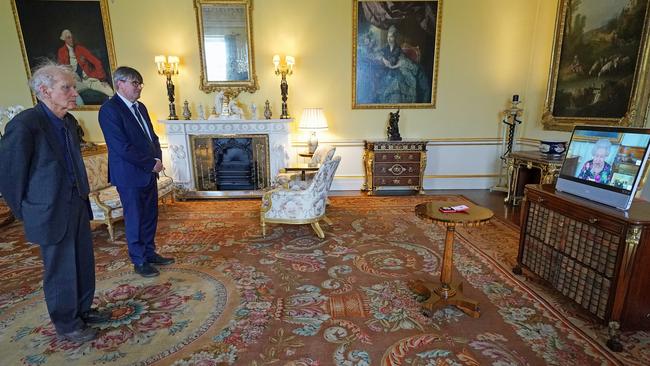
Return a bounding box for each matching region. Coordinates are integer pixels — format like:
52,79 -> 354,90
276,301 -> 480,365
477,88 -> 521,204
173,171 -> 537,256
160,168 -> 174,183
88,190 -> 113,219
261,186 -> 313,215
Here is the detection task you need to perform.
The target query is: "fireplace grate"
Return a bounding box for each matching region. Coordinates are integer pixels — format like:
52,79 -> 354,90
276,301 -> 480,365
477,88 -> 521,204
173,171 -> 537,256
190,134 -> 269,192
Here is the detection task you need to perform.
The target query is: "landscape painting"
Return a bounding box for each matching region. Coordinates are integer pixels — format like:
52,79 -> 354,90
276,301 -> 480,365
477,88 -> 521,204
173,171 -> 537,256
542,0 -> 650,130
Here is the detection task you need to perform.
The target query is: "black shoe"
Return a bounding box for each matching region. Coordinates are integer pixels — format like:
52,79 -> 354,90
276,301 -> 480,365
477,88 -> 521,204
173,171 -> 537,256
146,253 -> 175,266
81,309 -> 112,324
57,326 -> 97,343
134,262 -> 160,277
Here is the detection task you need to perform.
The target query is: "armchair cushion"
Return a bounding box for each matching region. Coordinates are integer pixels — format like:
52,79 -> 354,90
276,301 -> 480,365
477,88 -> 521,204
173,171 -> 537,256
89,186 -> 122,220
261,188 -> 326,220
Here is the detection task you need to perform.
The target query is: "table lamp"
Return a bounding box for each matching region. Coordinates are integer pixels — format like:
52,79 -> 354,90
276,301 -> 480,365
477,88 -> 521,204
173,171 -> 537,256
299,108 -> 328,154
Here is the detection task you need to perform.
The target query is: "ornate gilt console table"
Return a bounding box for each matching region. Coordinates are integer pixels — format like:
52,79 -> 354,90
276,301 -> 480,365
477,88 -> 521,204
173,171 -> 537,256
362,140 -> 427,195
505,150 -> 564,205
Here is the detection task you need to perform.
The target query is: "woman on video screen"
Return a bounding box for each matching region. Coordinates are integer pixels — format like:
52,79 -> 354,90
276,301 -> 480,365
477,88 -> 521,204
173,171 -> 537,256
578,138 -> 613,184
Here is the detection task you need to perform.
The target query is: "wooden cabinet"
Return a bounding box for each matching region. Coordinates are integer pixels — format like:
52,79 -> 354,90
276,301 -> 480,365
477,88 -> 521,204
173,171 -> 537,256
362,140 -> 427,195
516,184 -> 650,335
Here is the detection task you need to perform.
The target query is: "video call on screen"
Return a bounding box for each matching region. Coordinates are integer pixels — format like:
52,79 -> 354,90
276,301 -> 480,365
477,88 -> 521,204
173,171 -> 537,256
564,131 -> 650,192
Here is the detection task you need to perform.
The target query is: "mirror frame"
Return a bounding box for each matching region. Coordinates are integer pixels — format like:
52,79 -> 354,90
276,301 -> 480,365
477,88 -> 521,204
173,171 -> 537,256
194,0 -> 258,97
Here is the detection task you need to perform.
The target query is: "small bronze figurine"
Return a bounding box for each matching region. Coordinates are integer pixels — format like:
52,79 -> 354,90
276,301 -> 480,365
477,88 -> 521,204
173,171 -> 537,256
264,100 -> 272,119
387,109 -> 402,141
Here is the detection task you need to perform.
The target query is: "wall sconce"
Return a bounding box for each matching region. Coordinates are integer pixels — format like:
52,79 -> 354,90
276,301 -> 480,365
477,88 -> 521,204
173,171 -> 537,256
155,55 -> 179,120
273,54 -> 295,119
299,108 -> 328,154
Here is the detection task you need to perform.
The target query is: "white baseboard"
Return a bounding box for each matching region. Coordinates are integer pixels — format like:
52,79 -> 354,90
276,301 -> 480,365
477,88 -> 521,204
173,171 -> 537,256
330,176 -> 499,191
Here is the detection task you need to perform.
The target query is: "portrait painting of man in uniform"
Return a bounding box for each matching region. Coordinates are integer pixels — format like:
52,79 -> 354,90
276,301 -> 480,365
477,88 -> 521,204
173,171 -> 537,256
12,0 -> 117,110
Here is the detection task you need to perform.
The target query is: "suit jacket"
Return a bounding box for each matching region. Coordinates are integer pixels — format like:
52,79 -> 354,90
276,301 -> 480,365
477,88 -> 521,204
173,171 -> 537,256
0,103 -> 91,245
98,95 -> 162,187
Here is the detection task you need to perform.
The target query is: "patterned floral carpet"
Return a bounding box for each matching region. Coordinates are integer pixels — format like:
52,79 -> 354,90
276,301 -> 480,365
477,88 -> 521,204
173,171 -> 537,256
0,195 -> 648,365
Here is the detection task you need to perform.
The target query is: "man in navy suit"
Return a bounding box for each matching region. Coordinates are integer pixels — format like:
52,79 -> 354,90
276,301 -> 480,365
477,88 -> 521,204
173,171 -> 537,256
0,62 -> 109,343
98,66 -> 174,277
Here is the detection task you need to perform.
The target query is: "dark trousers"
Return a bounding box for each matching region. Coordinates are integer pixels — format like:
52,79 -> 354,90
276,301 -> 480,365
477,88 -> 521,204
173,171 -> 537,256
40,193 -> 95,334
117,176 -> 158,266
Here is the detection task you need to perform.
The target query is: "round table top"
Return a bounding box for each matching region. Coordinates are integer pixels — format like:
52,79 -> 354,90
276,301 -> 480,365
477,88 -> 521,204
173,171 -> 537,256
415,201 -> 494,227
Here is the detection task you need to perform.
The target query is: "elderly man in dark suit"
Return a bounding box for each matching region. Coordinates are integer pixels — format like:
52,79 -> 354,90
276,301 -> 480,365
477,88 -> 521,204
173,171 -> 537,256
0,62 -> 109,343
98,66 -> 174,277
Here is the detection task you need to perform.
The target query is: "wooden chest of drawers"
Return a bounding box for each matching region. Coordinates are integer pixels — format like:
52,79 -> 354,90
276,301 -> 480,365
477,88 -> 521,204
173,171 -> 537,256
516,184 -> 650,336
362,140 -> 427,195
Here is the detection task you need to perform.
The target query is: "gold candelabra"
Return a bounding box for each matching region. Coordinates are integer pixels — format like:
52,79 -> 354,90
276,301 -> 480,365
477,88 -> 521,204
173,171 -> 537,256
273,54 -> 295,119
155,55 -> 180,120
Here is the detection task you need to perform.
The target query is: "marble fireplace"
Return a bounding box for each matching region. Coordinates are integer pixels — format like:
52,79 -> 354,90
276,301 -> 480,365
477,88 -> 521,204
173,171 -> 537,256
160,119 -> 292,197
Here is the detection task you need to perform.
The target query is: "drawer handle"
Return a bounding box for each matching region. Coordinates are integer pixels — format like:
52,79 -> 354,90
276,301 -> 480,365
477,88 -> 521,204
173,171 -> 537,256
536,197 -> 545,203
588,218 -> 598,224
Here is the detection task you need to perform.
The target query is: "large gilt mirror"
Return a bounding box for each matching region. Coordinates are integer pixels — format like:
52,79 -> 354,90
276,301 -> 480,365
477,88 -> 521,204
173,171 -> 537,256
194,0 -> 257,96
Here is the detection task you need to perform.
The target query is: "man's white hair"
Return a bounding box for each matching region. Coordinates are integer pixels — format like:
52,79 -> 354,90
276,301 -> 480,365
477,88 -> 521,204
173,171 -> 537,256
29,61 -> 75,100
60,29 -> 72,41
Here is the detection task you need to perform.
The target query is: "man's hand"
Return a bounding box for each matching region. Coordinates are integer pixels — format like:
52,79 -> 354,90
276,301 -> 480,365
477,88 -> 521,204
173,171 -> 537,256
152,159 -> 163,173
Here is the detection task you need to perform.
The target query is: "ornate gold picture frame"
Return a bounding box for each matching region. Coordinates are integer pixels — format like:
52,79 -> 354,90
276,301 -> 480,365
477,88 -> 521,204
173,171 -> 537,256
11,0 -> 117,111
194,0 -> 258,98
352,0 -> 442,109
542,0 -> 650,131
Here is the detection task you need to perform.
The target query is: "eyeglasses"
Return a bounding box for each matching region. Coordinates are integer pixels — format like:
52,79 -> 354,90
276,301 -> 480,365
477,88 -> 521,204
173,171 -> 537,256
120,79 -> 144,88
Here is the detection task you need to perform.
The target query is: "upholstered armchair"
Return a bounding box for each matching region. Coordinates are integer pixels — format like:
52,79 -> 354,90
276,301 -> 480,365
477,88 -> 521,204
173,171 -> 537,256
261,156 -> 341,238
83,146 -> 174,241
275,144 -> 336,188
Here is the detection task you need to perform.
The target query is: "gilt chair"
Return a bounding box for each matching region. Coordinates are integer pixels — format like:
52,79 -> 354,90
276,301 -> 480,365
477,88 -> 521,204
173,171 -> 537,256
261,156 -> 341,238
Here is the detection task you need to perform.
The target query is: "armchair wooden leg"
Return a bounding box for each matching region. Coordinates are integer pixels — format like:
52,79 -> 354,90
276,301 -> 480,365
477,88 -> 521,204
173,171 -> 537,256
311,222 -> 325,239
322,215 -> 333,225
107,220 -> 115,242
261,220 -> 266,237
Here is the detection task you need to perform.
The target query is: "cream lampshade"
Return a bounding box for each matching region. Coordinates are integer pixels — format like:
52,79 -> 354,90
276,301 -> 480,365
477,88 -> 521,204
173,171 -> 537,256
299,108 -> 328,154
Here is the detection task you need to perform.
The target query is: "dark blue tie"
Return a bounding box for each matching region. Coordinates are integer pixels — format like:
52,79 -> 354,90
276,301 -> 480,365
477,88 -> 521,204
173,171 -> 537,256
132,104 -> 152,141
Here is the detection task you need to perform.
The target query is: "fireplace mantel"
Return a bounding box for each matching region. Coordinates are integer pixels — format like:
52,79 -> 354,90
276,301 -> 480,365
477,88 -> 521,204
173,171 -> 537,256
159,118 -> 292,197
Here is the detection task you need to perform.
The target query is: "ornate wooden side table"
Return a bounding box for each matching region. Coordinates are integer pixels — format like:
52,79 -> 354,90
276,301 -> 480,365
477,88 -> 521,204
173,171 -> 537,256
505,150 -> 564,205
411,201 -> 494,318
284,163 -> 319,180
